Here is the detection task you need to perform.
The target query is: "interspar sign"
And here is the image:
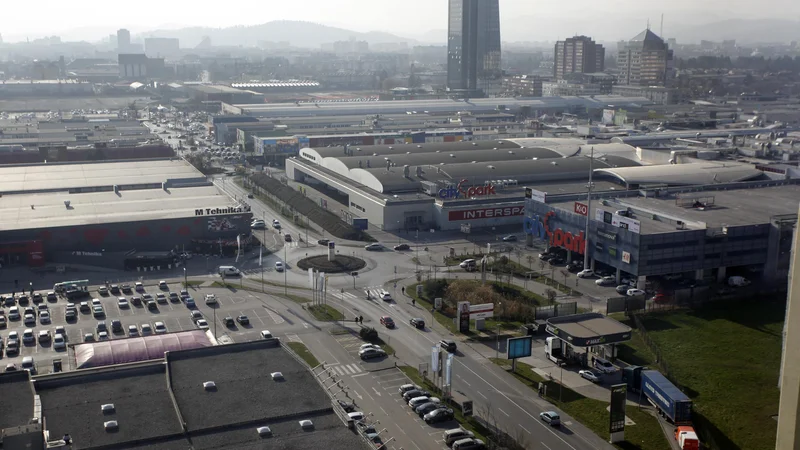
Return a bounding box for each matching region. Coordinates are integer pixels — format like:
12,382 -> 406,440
449,206 -> 524,221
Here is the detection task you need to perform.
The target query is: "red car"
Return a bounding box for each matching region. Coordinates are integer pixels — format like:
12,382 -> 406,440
380,316 -> 395,329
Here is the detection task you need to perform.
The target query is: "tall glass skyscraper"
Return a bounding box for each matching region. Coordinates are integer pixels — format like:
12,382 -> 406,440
446,0 -> 501,97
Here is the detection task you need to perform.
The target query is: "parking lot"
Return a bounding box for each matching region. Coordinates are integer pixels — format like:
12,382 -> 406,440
0,283 -> 303,374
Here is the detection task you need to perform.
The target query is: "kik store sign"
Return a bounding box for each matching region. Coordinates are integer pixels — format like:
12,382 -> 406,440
523,211 -> 586,255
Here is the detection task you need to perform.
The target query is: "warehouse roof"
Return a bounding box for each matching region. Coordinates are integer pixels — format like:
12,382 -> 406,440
234,95 -> 654,118
331,147 -> 562,170
0,159 -> 203,194
0,184 -> 237,231
596,161 -> 764,186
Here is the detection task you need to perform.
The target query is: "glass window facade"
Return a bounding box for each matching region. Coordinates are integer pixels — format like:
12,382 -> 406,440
447,0 -> 501,96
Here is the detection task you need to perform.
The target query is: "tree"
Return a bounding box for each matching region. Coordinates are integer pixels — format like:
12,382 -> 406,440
545,289 -> 557,304
526,255 -> 534,270
560,269 -> 569,287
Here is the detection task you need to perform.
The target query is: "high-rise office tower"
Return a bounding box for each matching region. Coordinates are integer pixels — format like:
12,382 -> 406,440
617,29 -> 673,87
117,29 -> 131,53
554,36 -> 605,80
446,0 -> 501,97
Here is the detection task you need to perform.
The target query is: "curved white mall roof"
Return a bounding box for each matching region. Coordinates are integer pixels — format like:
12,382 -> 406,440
74,330 -> 212,369
595,162 -> 763,186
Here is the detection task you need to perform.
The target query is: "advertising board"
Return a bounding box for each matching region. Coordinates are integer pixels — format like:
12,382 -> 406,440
457,301 -> 471,333
507,336 -> 533,359
449,205 -> 524,221
469,303 -> 494,319
574,202 -> 588,216
525,187 -> 547,203
256,136 -> 310,156
439,179 -> 496,200
595,208 -> 641,234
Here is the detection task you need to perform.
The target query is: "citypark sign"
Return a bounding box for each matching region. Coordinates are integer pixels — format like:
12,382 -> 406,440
523,210 -> 586,255
439,179 -> 497,200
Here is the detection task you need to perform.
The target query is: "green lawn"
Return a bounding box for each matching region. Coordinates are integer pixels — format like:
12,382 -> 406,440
280,293 -> 311,304
616,300 -> 784,450
490,359 -> 670,450
286,342 -> 320,367
307,304 -> 345,321
181,280 -> 204,287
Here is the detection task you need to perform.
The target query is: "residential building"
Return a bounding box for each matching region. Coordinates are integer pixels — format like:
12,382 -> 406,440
446,0 -> 502,97
554,36 -> 604,80
502,74 -> 543,97
543,79 -> 603,97
617,29 -> 673,87
565,72 -> 616,94
117,29 -> 131,53
144,37 -> 180,58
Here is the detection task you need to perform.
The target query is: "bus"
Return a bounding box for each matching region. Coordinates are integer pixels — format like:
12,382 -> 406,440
53,280 -> 90,299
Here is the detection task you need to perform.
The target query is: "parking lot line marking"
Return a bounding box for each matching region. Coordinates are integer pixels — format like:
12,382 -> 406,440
540,441 -> 552,449
519,424 -> 531,434
498,408 -> 509,417
477,391 -> 487,399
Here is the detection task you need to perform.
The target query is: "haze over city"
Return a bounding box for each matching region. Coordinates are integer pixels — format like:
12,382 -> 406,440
1,0 -> 799,43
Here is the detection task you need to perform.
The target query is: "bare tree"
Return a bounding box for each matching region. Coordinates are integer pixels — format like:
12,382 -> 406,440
560,269 -> 569,288
538,260 -> 547,283
514,248 -> 522,266
545,288 -> 557,304
526,255 -> 534,270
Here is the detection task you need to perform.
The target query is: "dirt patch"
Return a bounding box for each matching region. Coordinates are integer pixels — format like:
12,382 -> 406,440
296,255 -> 366,273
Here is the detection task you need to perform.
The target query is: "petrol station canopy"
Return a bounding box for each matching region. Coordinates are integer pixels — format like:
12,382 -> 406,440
546,313 -> 632,347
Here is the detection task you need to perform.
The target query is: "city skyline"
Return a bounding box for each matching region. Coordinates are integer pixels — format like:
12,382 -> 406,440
1,0 -> 798,44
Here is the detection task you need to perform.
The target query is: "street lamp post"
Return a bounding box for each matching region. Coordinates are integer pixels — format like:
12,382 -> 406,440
183,267 -> 187,287
213,307 -> 217,339
284,244 -> 288,295
582,146 -> 594,271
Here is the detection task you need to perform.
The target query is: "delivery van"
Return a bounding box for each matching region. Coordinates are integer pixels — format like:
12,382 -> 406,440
218,266 -> 241,277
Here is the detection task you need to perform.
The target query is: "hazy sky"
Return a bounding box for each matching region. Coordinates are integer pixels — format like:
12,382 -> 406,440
1,0 -> 797,42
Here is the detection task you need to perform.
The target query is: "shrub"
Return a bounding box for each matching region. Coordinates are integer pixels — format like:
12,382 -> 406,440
359,327 -> 379,341
422,279 -> 448,299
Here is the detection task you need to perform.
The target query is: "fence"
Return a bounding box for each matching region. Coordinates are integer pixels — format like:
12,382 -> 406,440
630,314 -> 721,450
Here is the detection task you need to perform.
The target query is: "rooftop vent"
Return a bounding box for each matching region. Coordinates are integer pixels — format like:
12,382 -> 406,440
472,142 -> 478,146
101,404 -> 115,414
493,148 -> 497,150
203,381 -> 217,391
64,200 -> 71,208
417,145 -> 422,148
299,420 -> 314,429
271,372 -> 284,380
104,421 -> 118,431
388,146 -> 393,150
551,161 -> 558,165
450,154 -> 455,158
257,426 -> 273,437
487,165 -> 496,169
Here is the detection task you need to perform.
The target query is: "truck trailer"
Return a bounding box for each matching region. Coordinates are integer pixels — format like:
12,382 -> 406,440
641,370 -> 692,424
545,337 -> 565,365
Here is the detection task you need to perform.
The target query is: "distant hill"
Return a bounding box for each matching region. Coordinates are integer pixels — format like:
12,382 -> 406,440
137,20 -> 417,49
666,19 -> 800,45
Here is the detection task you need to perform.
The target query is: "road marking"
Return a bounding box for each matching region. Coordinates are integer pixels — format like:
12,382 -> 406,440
285,333 -> 302,343
372,387 -> 382,397
352,372 -> 369,378
498,408 -> 509,417
540,441 -> 552,449
518,425 -> 531,434
347,364 -> 363,373
477,391 -> 487,399
334,366 -> 345,375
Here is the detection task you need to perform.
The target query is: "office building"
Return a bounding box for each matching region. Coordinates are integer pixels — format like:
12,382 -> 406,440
117,29 -> 130,53
502,75 -> 543,97
617,29 -> 673,87
446,0 -> 502,97
554,36 -> 604,80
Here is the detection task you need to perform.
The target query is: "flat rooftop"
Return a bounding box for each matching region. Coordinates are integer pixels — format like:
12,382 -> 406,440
35,364 -> 184,450
548,313 -> 632,344
549,183 -> 800,234
0,371 -> 35,431
0,159 -> 203,194
0,185 -> 235,231
168,341 -> 332,432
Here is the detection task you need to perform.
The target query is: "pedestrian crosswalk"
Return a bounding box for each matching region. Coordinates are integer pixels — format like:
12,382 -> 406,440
340,286 -> 386,301
326,363 -> 364,376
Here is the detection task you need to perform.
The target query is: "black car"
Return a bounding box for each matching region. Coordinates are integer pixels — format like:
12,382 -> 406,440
410,318 -> 425,329
402,389 -> 430,401
337,399 -> 356,412
32,293 -> 43,304
65,310 -> 77,321
111,320 -> 123,333
416,402 -> 442,417
236,315 -> 250,326
501,235 -> 517,242
424,408 -> 455,424
224,316 -> 235,327
615,285 -> 629,295
440,339 -> 457,353
147,300 -> 158,311
121,284 -> 132,293
247,193 -> 254,199
17,295 -> 29,306
317,239 -> 330,246
96,322 -> 108,333
393,243 -> 410,251
110,285 -> 120,294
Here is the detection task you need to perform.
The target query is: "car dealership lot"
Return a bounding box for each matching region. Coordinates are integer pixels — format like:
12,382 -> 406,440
0,284 -> 296,374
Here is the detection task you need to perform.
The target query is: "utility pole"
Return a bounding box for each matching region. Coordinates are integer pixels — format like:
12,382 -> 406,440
582,146 -> 594,272
284,244 -> 288,295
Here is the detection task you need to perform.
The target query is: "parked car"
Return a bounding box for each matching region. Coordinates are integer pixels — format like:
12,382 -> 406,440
501,235 -> 517,242
359,348 -> 387,360
118,297 -> 129,308
236,315 -> 250,325
627,288 -> 646,297
596,276 -> 616,286
154,322 -> 167,334
53,334 -> 66,350
577,269 -> 595,278
579,370 -> 601,383
615,285 -> 630,295
424,407 -> 454,424
317,239 -> 330,246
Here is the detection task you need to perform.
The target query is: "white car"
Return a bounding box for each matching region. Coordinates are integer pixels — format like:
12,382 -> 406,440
579,370 -> 600,383
595,276 -> 616,286
360,343 -> 381,351
154,322 -> 167,334
159,280 -> 168,289
128,325 -> 139,336
577,269 -> 595,278
627,288 -> 646,297
141,323 -> 153,336
261,330 -> 273,339
98,331 -> 109,341
380,291 -> 392,301
39,311 -> 51,324
92,298 -> 102,307
205,294 -> 217,305
196,319 -> 209,330
8,307 -> 20,320
275,261 -> 284,272
53,334 -> 66,350
118,297 -> 129,308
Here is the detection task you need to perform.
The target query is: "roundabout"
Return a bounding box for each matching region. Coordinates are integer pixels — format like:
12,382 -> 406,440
296,255 -> 367,273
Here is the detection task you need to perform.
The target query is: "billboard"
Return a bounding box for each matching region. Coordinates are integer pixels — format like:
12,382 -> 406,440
525,188 -> 547,203
507,336 -> 533,359
469,303 -> 494,319
602,109 -> 616,125
457,301 -> 471,332
352,218 -> 368,230
256,136 -> 310,156
449,205 -> 524,221
595,208 -> 641,234
610,383 -> 627,438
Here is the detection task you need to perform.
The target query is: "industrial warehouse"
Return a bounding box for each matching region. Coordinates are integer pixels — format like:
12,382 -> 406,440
0,159 -> 252,269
